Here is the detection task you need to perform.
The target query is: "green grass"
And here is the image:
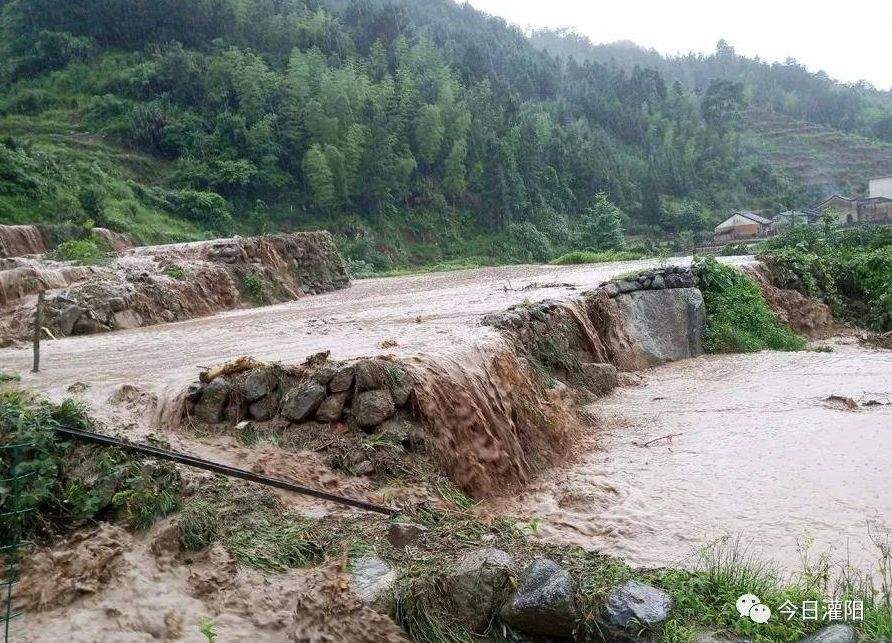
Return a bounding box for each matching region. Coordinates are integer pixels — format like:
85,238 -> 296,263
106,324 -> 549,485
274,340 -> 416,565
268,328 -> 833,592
693,256 -> 806,353
0,372 -> 20,383
51,236 -> 107,264
164,265 -> 185,280
0,390 -> 181,541
550,249 -> 647,265
241,272 -> 265,305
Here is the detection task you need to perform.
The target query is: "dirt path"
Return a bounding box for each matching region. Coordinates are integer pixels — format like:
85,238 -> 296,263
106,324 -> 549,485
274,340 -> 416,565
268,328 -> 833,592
0,258 -> 712,415
495,336 -> 892,575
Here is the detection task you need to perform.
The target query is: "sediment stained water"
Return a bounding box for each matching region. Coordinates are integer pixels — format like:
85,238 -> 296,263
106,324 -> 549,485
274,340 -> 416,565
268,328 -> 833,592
495,337 -> 892,575
0,258 -> 748,414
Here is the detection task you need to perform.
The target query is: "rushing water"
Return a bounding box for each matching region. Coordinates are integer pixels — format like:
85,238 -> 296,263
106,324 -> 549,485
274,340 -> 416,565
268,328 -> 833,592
498,337 -> 892,576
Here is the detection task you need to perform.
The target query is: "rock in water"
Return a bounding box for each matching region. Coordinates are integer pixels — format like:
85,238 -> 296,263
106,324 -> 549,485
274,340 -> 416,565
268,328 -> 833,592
799,625 -> 857,643
350,556 -> 396,614
447,548 -> 515,631
500,558 -> 576,637
281,382 -> 327,422
605,580 -> 672,628
193,379 -> 230,423
615,287 -> 705,365
352,389 -> 396,427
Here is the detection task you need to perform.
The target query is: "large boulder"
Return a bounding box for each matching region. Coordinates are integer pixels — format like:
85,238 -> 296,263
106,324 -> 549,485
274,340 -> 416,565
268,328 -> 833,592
281,381 -> 327,422
350,556 -> 396,614
352,389 -> 396,427
604,580 -> 672,629
446,548 -> 514,631
193,379 -> 230,424
799,625 -> 857,643
500,558 -> 576,637
614,287 -> 705,365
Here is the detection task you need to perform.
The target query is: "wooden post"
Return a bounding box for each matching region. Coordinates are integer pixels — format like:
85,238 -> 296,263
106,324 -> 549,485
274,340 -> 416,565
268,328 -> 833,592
31,291 -> 43,373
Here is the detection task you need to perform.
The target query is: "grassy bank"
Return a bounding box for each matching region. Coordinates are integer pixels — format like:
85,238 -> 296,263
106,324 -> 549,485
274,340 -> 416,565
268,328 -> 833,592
758,225 -> 892,332
693,256 -> 806,353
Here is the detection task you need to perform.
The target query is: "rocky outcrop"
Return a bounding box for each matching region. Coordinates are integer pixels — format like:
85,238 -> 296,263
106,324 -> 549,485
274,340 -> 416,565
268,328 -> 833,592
614,287 -> 705,365
0,231 -> 349,344
0,224 -> 46,258
484,266 -> 706,380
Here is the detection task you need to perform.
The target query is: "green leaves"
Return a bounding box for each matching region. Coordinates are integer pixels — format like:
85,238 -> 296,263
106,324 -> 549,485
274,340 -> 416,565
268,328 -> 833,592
694,256 -> 806,353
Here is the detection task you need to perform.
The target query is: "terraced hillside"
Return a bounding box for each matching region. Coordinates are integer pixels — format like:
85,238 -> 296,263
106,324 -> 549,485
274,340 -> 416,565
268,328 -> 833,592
742,109 -> 892,198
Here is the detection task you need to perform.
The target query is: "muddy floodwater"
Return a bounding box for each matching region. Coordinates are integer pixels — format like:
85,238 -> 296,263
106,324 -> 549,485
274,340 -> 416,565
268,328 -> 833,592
499,337 -> 892,576
1,257 -> 741,409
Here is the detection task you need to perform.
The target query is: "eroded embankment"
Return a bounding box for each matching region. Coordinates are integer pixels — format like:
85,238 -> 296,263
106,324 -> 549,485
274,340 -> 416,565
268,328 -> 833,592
0,231 -> 349,345
180,265 -> 708,500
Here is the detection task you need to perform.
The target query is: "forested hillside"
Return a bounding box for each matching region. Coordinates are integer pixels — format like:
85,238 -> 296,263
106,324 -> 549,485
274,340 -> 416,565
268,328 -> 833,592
531,30 -> 892,198
0,0 -> 856,270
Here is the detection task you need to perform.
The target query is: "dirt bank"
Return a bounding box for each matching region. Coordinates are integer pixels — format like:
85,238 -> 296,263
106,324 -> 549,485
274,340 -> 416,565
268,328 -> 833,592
0,231 -> 348,345
0,224 -> 46,258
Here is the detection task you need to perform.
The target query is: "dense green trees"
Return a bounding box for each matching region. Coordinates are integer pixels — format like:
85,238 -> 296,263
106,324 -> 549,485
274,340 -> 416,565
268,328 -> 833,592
0,0 -> 829,264
531,29 -> 892,143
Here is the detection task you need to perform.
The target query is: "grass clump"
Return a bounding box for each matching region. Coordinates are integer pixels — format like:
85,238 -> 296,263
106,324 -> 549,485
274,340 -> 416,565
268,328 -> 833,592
51,235 -> 108,265
164,264 -> 185,279
0,390 -> 180,542
693,256 -> 806,353
177,480 -> 323,572
550,249 -> 646,265
241,271 -> 265,305
0,371 -> 20,383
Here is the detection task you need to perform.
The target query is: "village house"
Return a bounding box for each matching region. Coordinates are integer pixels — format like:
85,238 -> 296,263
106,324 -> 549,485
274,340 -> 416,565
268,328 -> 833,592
810,176 -> 892,225
712,210 -> 772,243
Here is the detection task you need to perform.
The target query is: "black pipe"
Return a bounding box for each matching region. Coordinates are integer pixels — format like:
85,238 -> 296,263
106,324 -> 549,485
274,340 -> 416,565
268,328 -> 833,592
54,425 -> 397,516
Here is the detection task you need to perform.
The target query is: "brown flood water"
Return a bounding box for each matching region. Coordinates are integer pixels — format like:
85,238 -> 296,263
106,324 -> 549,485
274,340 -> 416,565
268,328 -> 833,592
496,337 -> 892,576
0,258 -> 717,412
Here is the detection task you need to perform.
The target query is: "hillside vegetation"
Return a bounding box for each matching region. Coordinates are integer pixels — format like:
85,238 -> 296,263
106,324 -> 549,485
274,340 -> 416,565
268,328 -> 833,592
0,0 -> 882,270
531,31 -> 892,203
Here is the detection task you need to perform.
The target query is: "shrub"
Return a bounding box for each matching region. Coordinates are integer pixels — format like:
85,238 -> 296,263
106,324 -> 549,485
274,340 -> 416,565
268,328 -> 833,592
241,272 -> 264,304
551,249 -> 645,265
507,221 -> 552,263
693,256 -> 805,353
52,236 -> 107,265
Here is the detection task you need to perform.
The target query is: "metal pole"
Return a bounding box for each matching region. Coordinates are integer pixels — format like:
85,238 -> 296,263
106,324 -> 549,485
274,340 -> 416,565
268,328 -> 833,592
54,425 -> 398,516
31,291 -> 43,373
